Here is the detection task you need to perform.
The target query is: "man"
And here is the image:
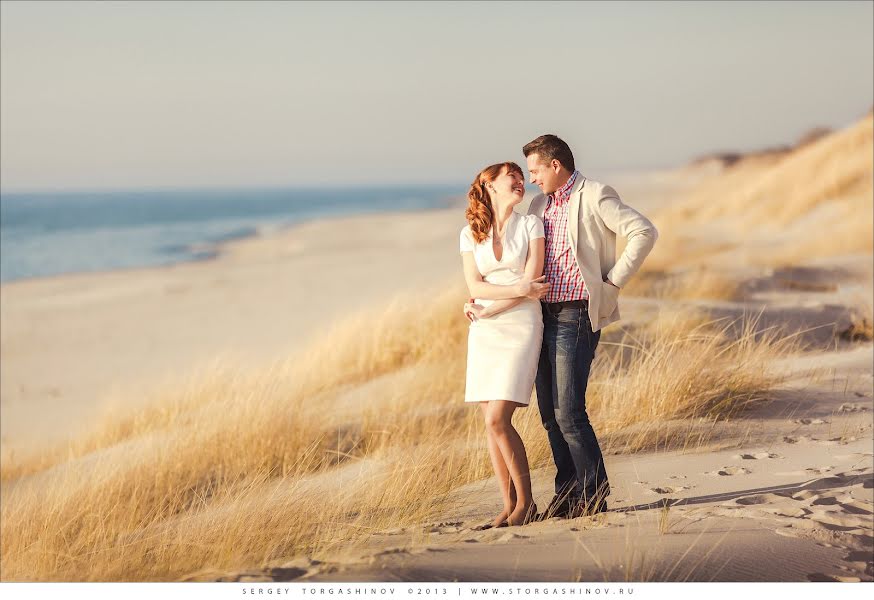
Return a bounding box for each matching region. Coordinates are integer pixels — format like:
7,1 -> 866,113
523,134 -> 658,519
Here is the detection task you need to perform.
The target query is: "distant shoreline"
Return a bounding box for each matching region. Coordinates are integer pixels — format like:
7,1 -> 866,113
0,202 -> 463,289
0,167 -> 678,288
0,187 -> 468,287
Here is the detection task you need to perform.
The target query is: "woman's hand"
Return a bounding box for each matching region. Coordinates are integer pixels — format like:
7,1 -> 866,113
463,300 -> 486,322
516,275 -> 550,300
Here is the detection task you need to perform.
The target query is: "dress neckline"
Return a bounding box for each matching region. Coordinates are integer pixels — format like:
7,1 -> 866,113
490,212 -> 517,263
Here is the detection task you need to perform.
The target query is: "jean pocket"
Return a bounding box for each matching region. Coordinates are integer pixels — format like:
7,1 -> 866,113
556,306 -> 583,323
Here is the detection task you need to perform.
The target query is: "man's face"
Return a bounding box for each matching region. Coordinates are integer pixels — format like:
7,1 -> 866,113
526,153 -> 563,195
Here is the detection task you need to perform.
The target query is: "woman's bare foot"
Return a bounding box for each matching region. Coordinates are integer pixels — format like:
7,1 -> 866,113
507,502 -> 537,526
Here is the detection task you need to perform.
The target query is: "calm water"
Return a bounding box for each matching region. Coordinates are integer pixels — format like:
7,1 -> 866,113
0,185 -> 463,283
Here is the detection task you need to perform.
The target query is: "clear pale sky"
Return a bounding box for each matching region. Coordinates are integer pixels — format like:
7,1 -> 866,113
1,0 -> 872,191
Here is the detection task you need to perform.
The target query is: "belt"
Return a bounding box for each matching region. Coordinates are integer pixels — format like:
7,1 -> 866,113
542,299 -> 589,315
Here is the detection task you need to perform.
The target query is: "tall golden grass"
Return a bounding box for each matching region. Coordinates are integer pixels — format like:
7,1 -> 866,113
667,113 -> 873,227
621,267 -> 742,301
2,114 -> 868,583
0,282 -> 797,582
631,114 -> 873,278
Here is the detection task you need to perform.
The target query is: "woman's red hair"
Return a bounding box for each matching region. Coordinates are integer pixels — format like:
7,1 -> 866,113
465,162 -> 523,244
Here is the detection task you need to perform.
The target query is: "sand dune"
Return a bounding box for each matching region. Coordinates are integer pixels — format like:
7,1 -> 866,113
1,116 -> 872,582
636,113 -> 873,274
183,437 -> 873,583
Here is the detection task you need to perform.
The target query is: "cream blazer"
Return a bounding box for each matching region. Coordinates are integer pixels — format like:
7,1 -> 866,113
527,174 -> 658,332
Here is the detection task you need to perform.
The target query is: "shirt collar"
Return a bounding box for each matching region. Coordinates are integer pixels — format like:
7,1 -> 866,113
547,170 -> 580,207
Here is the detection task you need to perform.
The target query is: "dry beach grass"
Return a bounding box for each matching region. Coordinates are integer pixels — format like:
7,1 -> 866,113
1,284 -> 803,581
1,113 -> 872,582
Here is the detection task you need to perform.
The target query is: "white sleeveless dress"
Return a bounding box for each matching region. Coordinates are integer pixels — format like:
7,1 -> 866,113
459,212 -> 545,405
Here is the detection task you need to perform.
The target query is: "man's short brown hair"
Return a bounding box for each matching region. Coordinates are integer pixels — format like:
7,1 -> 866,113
522,134 -> 575,172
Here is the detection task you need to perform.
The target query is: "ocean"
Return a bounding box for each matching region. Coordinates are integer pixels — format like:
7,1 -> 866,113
0,184 -> 463,283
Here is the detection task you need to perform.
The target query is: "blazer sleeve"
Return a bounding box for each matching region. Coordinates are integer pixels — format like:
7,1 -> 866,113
595,185 -> 659,288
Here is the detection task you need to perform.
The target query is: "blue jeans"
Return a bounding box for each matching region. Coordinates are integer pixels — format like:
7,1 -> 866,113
535,302 -> 610,505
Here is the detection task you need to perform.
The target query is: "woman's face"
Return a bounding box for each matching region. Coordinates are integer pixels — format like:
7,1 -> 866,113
488,167 -> 525,205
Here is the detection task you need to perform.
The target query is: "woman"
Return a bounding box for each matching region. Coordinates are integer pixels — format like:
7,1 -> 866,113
459,162 -> 550,528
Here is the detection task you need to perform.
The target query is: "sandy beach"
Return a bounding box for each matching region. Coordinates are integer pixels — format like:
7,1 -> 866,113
0,168 -> 698,453
1,116 -> 872,583
0,206 -> 469,452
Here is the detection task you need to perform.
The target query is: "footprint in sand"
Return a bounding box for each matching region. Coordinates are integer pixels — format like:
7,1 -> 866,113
791,489 -> 823,502
732,492 -> 792,506
774,492 -> 873,562
767,506 -> 811,518
807,507 -> 873,529
427,521 -> 463,533
810,495 -> 849,507
775,466 -> 834,477
431,521 -> 462,527
792,418 -> 830,425
838,403 -> 870,413
772,471 -> 874,543
707,466 -> 751,476
813,437 -> 851,447
648,485 -> 693,495
733,452 -> 781,460
841,499 -> 874,515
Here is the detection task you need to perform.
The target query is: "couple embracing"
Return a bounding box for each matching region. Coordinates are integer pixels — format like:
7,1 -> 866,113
460,134 -> 658,528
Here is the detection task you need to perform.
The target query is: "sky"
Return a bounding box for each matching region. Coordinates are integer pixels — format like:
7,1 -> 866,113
1,0 -> 872,191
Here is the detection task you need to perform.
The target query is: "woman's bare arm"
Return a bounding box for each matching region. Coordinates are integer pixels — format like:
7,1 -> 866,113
476,237 -> 546,318
461,250 -> 548,300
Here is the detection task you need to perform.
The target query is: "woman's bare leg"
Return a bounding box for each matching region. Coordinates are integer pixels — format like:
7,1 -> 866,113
480,403 -> 516,526
484,401 -> 534,526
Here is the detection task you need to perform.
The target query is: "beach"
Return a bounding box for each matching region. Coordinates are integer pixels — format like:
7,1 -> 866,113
0,205 -> 468,453
0,169 -> 693,453
1,116 -> 872,582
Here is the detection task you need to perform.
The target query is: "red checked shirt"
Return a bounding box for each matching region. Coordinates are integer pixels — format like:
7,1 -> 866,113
542,170 -> 588,303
